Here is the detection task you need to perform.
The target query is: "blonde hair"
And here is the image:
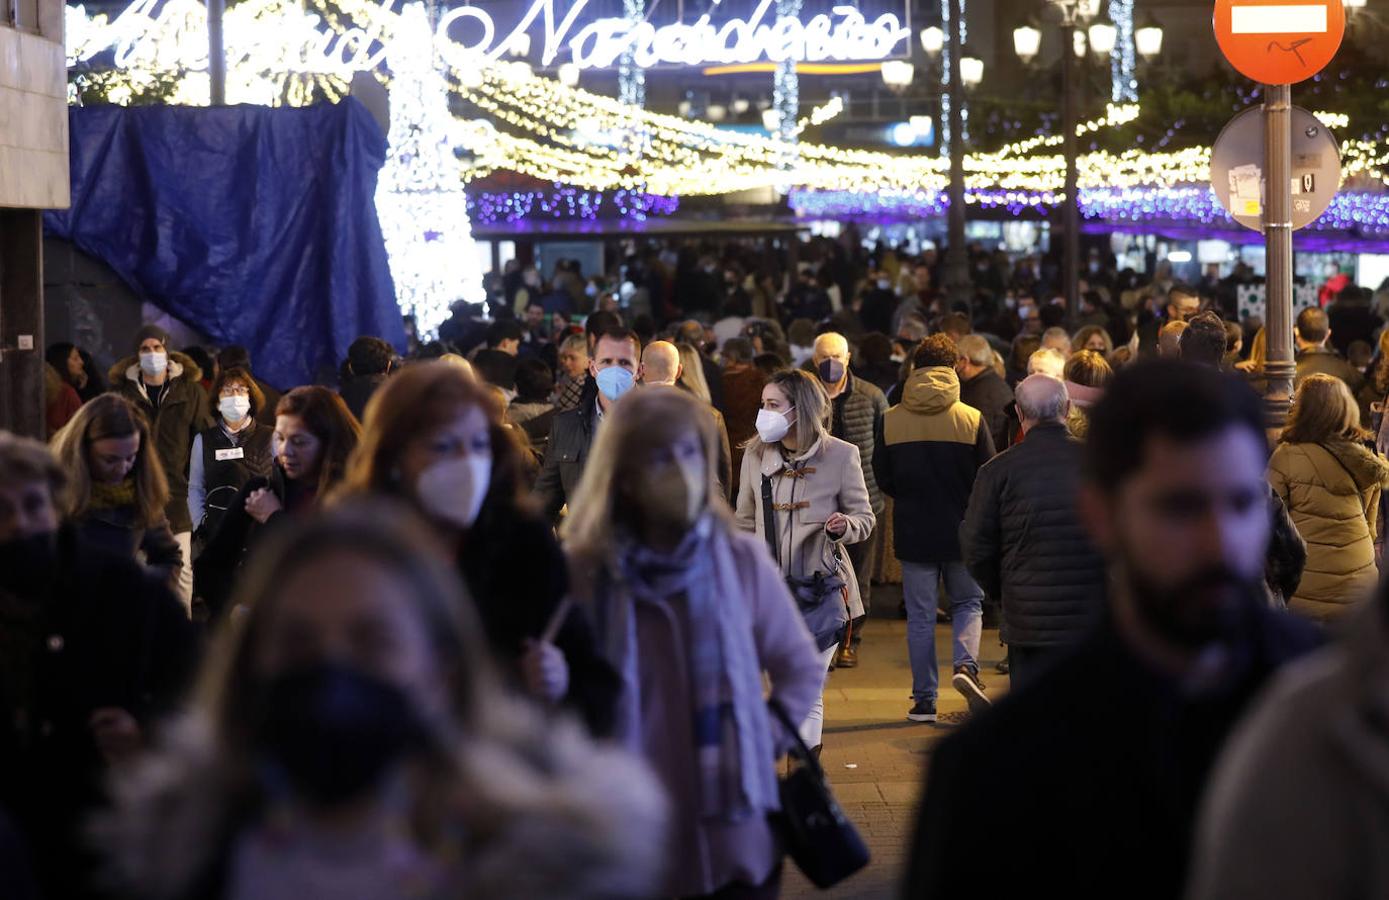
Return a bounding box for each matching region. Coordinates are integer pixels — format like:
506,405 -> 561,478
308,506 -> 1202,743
51,394 -> 169,526
1282,373 -> 1371,444
1247,327 -> 1267,372
740,368 -> 831,455
561,387 -> 731,558
675,343 -> 712,404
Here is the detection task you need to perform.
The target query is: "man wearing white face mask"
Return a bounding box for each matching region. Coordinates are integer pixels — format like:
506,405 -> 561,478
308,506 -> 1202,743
537,327 -> 642,523
638,341 -> 733,499
109,324 -> 212,610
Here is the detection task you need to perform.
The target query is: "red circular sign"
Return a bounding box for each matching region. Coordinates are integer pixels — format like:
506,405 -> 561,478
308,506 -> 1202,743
1213,0 -> 1345,85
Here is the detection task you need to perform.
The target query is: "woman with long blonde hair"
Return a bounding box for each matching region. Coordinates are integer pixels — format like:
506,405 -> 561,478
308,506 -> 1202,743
734,368 -> 875,753
562,387 -> 822,899
95,503 -> 666,900
51,394 -> 181,589
676,342 -> 712,404
340,361 -> 617,734
1270,373 -> 1389,621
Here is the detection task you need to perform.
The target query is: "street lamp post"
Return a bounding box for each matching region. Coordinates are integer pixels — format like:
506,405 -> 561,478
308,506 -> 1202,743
914,20 -> 977,309
1015,0 -> 1133,320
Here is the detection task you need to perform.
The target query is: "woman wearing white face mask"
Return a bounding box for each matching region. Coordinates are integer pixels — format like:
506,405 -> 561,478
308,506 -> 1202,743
342,362 -> 620,736
562,387 -> 822,899
188,367 -> 275,547
735,369 -> 876,756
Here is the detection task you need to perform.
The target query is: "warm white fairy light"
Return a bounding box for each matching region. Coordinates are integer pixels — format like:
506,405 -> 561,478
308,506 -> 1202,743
375,3 -> 484,338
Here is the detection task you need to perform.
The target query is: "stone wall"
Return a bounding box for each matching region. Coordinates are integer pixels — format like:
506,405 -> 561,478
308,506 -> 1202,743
0,3 -> 68,210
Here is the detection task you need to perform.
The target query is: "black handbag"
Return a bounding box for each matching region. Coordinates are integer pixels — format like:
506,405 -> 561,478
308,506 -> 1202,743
767,699 -> 870,889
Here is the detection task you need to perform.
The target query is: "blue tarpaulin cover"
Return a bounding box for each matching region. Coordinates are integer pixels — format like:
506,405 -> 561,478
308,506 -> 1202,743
45,99 -> 403,390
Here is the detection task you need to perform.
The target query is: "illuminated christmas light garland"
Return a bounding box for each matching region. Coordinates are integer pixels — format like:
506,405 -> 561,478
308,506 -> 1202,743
468,186 -> 679,224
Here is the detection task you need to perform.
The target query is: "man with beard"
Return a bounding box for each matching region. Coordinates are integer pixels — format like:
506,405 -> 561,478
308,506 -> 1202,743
904,360 -> 1319,899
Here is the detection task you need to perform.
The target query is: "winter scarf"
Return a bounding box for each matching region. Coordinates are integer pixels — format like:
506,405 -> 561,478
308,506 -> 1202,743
607,515 -> 776,823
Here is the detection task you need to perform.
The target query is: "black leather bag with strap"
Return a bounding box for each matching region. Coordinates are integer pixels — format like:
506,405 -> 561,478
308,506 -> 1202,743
767,698 -> 870,888
761,474 -> 850,651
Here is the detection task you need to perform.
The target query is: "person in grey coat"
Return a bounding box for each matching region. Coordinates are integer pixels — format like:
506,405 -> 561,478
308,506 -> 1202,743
960,375 -> 1107,690
735,369 -> 875,754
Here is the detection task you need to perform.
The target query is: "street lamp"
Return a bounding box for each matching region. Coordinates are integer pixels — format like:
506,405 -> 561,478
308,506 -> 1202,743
707,103 -> 727,122
1135,17 -> 1164,60
557,62 -> 580,87
1013,22 -> 1042,64
880,60 -> 916,92
1014,0 -> 1115,320
1087,21 -> 1116,57
919,25 -> 944,57
959,56 -> 984,88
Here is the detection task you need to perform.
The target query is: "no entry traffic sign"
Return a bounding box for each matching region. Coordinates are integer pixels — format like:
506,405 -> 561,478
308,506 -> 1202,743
1213,0 -> 1345,85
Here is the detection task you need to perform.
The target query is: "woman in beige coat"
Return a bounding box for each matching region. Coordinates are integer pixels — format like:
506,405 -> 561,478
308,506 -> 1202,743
1269,373 -> 1389,622
735,369 -> 876,753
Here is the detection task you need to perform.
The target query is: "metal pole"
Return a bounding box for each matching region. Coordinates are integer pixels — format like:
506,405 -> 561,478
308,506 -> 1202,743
943,0 -> 970,308
1263,82 -> 1294,429
208,0 -> 226,105
1061,20 -> 1080,320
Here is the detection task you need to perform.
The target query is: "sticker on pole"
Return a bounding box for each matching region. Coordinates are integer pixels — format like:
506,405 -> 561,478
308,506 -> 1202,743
1213,0 -> 1345,85
1210,105 -> 1341,232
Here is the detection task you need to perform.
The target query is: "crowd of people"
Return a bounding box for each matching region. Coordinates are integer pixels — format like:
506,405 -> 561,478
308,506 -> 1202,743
8,236 -> 1389,898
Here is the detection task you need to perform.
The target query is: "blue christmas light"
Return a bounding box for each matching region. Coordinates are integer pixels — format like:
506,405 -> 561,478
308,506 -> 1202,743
468,185 -> 679,225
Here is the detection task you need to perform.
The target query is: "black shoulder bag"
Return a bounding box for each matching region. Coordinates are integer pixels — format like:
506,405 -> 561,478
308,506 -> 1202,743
767,699 -> 870,888
761,474 -> 850,651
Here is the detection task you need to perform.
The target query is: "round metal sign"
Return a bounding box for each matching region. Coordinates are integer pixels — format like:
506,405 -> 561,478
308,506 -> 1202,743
1210,105 -> 1341,232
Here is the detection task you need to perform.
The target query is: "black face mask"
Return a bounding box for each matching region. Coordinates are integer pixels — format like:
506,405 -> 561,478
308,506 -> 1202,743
818,358 -> 846,385
0,532 -> 58,599
255,662 -> 424,809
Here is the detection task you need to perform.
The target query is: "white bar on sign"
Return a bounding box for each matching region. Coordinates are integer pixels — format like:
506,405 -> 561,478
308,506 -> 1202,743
1230,4 -> 1327,34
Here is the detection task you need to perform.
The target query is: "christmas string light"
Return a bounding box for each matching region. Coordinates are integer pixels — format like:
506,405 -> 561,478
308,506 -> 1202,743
468,186 -> 679,224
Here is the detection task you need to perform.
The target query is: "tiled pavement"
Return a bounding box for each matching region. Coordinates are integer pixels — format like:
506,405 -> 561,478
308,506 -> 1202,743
783,586 -> 1008,899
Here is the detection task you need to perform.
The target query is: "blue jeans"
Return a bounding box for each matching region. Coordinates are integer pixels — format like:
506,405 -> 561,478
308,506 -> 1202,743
902,561 -> 984,703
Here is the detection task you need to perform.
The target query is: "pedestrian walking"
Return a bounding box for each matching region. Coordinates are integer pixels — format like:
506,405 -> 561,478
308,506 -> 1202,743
1269,373 -> 1389,622
108,324 -> 212,607
194,386 -> 359,618
873,334 -> 996,722
95,504 -> 667,900
342,361 -> 619,735
735,369 -> 875,754
187,367 -> 274,544
50,394 -> 183,593
563,387 -> 823,899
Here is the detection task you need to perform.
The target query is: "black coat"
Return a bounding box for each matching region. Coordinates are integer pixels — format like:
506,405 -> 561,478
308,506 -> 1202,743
959,422 -> 1107,648
535,385 -> 598,523
108,353 -> 213,533
458,506 -> 619,736
194,466 -> 308,619
958,368 -> 1015,457
72,505 -> 182,591
0,525 -> 196,896
830,374 -> 888,517
906,608 -> 1320,900
873,367 -> 995,563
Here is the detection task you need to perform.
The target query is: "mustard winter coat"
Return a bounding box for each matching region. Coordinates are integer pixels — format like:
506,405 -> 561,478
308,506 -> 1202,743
1268,440 -> 1389,621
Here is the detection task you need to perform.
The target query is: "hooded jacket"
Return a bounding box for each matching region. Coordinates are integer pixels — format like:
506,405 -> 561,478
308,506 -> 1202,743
874,366 -> 995,563
109,352 -> 213,533
1268,439 -> 1389,621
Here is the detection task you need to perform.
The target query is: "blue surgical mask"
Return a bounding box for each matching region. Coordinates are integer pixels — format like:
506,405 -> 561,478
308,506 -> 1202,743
595,366 -> 635,401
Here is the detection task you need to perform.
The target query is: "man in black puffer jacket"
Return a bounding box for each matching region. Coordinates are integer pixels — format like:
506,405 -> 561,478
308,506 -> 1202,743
960,374 -> 1107,690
